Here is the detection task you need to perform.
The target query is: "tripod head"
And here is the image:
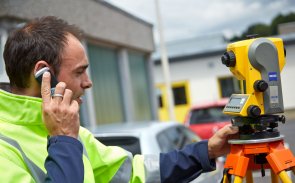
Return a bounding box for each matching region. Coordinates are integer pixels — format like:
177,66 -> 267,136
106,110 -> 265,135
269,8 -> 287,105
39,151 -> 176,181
221,37 -> 286,140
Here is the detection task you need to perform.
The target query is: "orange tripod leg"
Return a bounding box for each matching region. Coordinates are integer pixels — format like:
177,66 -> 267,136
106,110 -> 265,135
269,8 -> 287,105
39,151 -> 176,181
266,140 -> 295,182
224,144 -> 249,177
224,139 -> 295,183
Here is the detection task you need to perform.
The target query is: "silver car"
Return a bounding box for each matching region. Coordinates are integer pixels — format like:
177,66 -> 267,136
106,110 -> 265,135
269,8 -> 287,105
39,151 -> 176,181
92,121 -> 223,183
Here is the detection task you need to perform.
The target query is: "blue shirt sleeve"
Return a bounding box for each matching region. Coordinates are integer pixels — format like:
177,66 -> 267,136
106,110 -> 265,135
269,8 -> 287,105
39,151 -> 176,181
44,136 -> 84,183
160,140 -> 216,183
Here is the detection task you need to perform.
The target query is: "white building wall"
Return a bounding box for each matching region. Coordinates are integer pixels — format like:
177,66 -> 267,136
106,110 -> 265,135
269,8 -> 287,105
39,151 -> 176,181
154,55 -> 231,104
281,44 -> 295,109
0,0 -> 154,52
154,43 -> 295,110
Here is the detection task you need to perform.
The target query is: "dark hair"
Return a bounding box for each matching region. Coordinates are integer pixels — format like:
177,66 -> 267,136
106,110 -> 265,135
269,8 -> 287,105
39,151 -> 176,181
3,16 -> 83,88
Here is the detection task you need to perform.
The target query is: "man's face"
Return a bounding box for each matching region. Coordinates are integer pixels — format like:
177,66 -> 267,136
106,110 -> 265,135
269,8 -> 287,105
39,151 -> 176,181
57,34 -> 92,105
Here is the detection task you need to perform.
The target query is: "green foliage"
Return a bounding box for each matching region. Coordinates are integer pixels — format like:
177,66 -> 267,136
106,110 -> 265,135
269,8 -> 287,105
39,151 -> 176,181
230,12 -> 295,42
270,12 -> 295,35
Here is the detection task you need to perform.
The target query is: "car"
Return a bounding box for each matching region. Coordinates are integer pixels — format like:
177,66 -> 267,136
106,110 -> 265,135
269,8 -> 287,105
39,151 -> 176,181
184,98 -> 231,139
92,121 -> 200,155
92,121 -> 224,183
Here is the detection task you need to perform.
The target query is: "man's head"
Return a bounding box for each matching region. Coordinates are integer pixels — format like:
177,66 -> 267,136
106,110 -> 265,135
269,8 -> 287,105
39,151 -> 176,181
3,16 -> 92,103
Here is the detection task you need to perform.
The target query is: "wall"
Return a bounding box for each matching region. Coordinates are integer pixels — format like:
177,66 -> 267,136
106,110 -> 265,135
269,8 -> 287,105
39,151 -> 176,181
0,0 -> 154,52
154,42 -> 295,110
154,54 -> 231,104
0,0 -> 158,127
281,44 -> 295,109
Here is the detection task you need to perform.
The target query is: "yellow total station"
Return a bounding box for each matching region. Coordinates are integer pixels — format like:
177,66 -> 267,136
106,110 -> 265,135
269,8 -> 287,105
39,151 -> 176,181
221,37 -> 285,117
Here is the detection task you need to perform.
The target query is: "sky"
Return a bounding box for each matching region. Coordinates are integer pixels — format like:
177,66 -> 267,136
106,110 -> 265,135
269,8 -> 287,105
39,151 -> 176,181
105,0 -> 295,43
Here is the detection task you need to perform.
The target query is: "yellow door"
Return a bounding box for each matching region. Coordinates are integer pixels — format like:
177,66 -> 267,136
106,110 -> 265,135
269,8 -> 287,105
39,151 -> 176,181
156,81 -> 191,123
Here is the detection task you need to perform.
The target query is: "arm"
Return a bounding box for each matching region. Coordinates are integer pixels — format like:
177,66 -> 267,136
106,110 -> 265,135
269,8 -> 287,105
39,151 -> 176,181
80,124 -> 238,183
160,140 -> 215,183
44,136 -> 84,183
160,125 -> 239,183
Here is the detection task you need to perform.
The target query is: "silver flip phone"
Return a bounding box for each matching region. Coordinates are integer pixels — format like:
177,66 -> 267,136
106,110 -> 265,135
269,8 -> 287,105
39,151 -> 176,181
35,67 -> 58,94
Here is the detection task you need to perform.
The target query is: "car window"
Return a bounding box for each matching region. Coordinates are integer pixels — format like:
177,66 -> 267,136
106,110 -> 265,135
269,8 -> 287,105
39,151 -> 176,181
95,136 -> 141,155
157,127 -> 182,152
189,106 -> 231,124
179,126 -> 201,144
157,126 -> 200,153
157,132 -> 173,153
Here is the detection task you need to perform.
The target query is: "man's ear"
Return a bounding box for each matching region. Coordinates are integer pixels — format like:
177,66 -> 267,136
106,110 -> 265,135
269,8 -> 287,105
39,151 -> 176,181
34,61 -> 50,75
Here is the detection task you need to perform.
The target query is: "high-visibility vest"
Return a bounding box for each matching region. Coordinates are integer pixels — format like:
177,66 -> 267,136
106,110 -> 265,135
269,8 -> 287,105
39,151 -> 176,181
0,89 -> 160,183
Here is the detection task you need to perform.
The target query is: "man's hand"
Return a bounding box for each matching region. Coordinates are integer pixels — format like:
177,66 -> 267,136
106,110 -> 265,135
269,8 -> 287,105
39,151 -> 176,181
208,124 -> 239,159
41,72 -> 80,138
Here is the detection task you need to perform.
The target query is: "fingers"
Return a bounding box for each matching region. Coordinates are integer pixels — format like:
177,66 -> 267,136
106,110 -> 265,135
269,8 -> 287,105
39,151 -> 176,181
70,100 -> 79,114
41,72 -> 66,104
218,124 -> 239,138
42,82 -> 80,138
52,82 -> 66,104
62,89 -> 73,105
208,124 -> 239,159
41,72 -> 51,105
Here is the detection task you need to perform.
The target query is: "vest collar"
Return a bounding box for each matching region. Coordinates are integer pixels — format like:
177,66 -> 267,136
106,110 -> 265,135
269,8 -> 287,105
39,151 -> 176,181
0,89 -> 43,125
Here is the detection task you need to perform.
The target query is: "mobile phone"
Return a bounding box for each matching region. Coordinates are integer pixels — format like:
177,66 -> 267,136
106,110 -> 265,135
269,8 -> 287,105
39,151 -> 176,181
35,67 -> 58,94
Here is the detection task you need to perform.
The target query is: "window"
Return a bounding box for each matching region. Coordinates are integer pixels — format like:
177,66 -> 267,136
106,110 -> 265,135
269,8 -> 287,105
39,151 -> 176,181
157,127 -> 183,152
157,132 -> 172,153
128,51 -> 152,121
173,86 -> 187,105
157,127 -> 192,152
157,126 -> 199,152
95,136 -> 141,156
87,43 -> 124,125
156,82 -> 189,107
180,127 -> 201,143
156,81 -> 190,122
219,76 -> 241,98
156,88 -> 163,108
189,106 -> 231,124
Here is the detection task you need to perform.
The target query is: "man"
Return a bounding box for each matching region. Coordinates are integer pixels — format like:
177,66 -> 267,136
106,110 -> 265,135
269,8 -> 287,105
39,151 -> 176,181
0,16 -> 238,182
0,85 -> 84,183
0,47 -> 84,182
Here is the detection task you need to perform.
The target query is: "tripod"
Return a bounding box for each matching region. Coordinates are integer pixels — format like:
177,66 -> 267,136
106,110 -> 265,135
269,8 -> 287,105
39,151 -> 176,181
219,36 -> 292,182
221,136 -> 295,183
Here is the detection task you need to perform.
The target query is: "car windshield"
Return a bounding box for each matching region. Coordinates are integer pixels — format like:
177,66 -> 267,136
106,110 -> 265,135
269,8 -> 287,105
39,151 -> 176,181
189,106 -> 231,124
157,126 -> 200,153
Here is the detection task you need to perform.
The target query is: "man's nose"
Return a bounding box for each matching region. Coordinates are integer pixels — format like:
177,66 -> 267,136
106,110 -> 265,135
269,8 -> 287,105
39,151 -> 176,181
82,75 -> 93,89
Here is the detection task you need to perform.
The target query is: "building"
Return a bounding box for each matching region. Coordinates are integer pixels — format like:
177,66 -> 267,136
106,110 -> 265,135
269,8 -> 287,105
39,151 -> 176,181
0,0 -> 158,128
153,33 -> 295,122
279,21 -> 295,35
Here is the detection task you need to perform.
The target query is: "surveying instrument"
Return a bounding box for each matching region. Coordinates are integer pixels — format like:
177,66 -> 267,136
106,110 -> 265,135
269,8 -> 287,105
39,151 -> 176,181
220,37 -> 295,182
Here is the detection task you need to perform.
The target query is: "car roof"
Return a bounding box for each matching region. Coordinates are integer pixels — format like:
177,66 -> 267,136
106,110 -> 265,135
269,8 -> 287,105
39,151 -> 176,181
190,98 -> 229,110
92,121 -> 182,137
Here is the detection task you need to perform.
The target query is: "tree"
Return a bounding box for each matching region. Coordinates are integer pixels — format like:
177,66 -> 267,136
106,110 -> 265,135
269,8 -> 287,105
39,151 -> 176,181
270,12 -> 295,35
230,12 -> 295,42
